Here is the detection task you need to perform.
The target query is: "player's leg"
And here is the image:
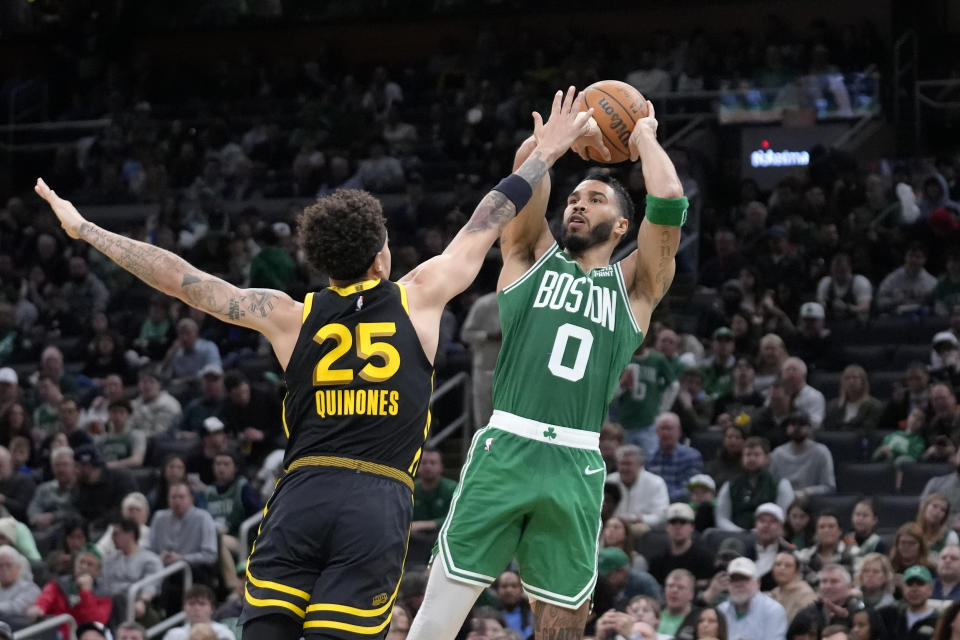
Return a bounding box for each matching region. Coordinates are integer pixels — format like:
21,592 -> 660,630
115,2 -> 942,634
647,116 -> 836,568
531,599 -> 591,640
241,614 -> 302,640
405,562 -> 485,639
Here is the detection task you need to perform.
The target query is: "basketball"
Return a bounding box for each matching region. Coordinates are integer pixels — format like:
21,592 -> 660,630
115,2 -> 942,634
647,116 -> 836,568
581,80 -> 648,164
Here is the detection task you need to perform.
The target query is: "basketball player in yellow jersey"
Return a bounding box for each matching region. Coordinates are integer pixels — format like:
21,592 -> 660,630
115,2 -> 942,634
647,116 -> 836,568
35,88 -> 596,640
406,100 -> 686,639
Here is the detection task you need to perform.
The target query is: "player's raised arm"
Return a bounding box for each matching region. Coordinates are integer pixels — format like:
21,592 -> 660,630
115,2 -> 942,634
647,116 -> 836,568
34,179 -> 302,367
620,101 -> 688,319
401,87 -> 592,310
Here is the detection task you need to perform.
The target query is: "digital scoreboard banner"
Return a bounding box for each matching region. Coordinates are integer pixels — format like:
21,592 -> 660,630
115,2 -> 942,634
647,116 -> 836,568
740,124 -> 848,189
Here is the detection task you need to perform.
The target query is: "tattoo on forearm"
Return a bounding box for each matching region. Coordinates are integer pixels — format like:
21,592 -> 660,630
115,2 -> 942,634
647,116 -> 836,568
79,222 -> 280,323
652,227 -> 674,306
533,602 -> 588,640
464,150 -> 550,234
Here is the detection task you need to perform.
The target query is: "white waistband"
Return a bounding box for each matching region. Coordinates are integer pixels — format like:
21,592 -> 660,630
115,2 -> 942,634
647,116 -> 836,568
488,410 -> 600,450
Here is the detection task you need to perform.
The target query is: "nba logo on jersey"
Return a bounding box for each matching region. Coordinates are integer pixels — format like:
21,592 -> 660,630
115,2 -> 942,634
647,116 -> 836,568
356,296 -> 364,311
484,437 -> 494,451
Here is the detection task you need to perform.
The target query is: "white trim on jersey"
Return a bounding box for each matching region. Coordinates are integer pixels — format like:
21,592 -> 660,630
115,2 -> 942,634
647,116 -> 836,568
488,410 -> 600,449
613,261 -> 644,335
500,242 -> 559,296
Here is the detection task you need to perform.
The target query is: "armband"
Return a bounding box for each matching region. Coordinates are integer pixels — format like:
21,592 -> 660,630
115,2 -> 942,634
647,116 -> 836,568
645,194 -> 689,227
492,174 -> 534,211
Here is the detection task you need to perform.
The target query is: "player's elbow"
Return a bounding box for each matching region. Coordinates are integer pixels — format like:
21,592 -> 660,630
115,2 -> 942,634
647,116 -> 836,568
660,181 -> 684,200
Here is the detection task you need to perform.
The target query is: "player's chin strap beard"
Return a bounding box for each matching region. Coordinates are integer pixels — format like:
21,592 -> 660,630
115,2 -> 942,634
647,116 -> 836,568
559,219 -> 614,255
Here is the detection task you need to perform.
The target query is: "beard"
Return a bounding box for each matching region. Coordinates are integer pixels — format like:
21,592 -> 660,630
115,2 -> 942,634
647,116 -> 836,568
728,588 -> 754,606
559,218 -> 614,255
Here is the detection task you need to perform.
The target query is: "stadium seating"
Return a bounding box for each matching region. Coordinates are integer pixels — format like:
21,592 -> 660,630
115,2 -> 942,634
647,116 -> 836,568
837,462 -> 896,494
874,494 -> 921,530
899,462 -> 953,495
807,493 -> 861,523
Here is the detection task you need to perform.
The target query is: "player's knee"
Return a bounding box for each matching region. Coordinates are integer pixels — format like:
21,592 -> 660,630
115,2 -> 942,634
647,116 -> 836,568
241,614 -> 302,640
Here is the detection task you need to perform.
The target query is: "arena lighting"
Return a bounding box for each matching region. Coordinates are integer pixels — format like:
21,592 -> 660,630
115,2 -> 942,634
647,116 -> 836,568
749,148 -> 811,168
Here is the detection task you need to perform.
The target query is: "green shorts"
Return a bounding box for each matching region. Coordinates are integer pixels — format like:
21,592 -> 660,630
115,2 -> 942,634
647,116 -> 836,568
437,413 -> 606,610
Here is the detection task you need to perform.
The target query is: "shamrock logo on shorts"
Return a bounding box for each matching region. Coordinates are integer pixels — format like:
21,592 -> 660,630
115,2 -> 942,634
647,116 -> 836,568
543,427 -> 557,440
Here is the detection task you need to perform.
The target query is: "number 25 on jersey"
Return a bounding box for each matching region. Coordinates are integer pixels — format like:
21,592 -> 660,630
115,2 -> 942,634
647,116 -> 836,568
312,322 -> 401,385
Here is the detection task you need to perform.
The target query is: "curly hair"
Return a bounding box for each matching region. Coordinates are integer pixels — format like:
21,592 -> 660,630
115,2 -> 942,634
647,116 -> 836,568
298,189 -> 387,280
581,170 -> 636,222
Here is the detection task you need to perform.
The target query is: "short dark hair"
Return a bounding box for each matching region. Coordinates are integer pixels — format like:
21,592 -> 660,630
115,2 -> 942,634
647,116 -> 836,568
115,517 -> 139,536
581,170 -> 635,222
223,370 -> 248,392
298,189 -> 387,280
183,584 -> 215,605
786,411 -> 812,427
744,436 -> 770,453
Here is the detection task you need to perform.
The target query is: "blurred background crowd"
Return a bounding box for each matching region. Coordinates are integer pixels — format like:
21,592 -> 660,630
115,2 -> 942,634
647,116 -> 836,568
1,1 -> 960,639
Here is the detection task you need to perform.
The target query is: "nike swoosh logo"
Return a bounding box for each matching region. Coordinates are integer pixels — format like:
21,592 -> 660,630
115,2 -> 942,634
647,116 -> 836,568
584,466 -> 605,476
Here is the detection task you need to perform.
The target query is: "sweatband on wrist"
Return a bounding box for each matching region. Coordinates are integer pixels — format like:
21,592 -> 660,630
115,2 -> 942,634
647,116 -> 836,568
492,174 -> 534,211
645,194 -> 690,227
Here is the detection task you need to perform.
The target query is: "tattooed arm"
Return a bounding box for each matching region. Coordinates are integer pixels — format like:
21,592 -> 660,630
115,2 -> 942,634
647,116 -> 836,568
619,101 -> 684,333
34,179 -> 302,368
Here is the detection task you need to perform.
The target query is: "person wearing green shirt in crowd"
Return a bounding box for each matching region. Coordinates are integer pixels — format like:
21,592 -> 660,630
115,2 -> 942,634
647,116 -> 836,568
249,225 -> 296,291
658,569 -> 696,638
179,364 -> 225,435
613,346 -> 677,455
873,406 -> 927,465
409,446 -> 457,565
203,453 -> 262,557
933,252 -> 960,317
134,297 -> 173,360
101,400 -> 147,469
703,328 -> 736,399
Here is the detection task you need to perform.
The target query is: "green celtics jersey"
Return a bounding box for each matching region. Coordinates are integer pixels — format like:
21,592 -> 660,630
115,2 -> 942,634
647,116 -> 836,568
613,349 -> 677,431
493,243 -> 645,433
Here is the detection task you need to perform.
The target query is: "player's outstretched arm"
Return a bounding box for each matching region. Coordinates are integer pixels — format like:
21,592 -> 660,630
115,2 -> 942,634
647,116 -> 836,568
401,88 -> 592,309
34,179 -> 302,366
620,101 -> 687,326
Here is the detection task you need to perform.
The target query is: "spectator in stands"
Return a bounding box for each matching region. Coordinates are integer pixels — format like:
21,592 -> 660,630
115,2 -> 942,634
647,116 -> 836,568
707,424 -> 746,490
594,547 -> 663,611
879,565 -> 940,640
203,452 -> 260,553
153,455 -> 205,513
699,229 -> 744,290
932,544 -> 960,600
625,49 -> 672,96
797,513 -> 854,579
49,396 -> 95,454
823,365 -> 883,432
880,363 -> 932,431
0,309 -> 23,367
461,291 -> 501,430
0,369 -> 22,426
713,357 -> 765,423
703,328 -> 736,399
44,515 -> 87,577
932,600 -> 960,640
213,559 -> 245,634
916,492 -> 959,562
717,557 -> 788,640
133,297 -> 174,361
658,569 -> 697,637
599,422 -> 624,473
601,516 -> 646,573
80,374 -> 127,434
699,283 -> 745,342
59,255 -> 109,336
219,370 -> 281,465
96,492 -> 151,556
27,445 -> 76,531
163,318 -> 222,392
890,523 -> 935,575
648,503 -> 715,584
755,334 -> 789,396
846,500 -> 888,562
688,473 -> 718,532
756,226 -> 805,296
101,399 -> 146,468
798,564 -> 863,628
647,412 -> 703,502
653,327 -> 688,379
930,332 -> 960,389
776,358 -> 826,428
162,584 -> 234,640
614,345 -> 678,455
932,252 -> 960,317
100,517 -> 163,621
0,544 -> 41,630
149,481 -> 218,590
410,446 -> 456,564
787,303 -> 835,372
784,500 -> 815,551
249,226 -> 296,292
28,543 -> 112,635
31,375 -> 63,439
72,444 -> 137,536
875,243 -> 937,315
855,553 -> 896,610
672,366 -> 713,434
747,503 -> 794,591
180,364 -> 225,434
716,437 -> 794,531
0,445 -> 34,522
493,570 -> 532,638
770,411 -> 835,499
770,551 -> 817,624
816,253 -> 873,324
874,407 -> 926,465
925,384 -> 960,459
607,444 -> 670,534
129,365 -> 183,438
186,417 -> 235,487
36,345 -> 85,397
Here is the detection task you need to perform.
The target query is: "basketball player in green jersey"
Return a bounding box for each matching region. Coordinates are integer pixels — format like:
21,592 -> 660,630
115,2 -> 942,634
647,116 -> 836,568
34,88 -> 595,640
407,99 -> 687,640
